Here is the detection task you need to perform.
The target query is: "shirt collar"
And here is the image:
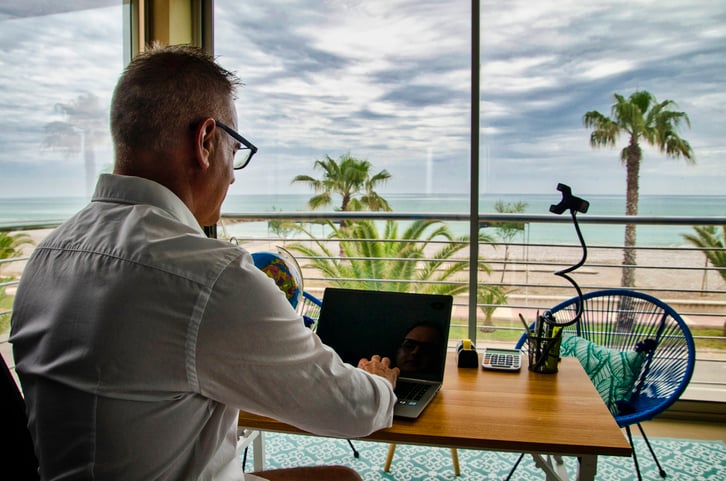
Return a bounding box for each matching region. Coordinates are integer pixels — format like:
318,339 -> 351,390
92,174 -> 204,234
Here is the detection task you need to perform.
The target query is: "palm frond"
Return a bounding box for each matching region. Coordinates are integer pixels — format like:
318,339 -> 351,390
682,225 -> 726,282
285,218 -> 495,296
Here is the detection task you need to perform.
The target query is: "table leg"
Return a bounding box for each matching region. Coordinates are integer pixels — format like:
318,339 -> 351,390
451,448 -> 460,476
253,431 -> 266,472
576,455 -> 597,481
530,454 -> 568,481
383,444 -> 396,472
551,455 -> 569,481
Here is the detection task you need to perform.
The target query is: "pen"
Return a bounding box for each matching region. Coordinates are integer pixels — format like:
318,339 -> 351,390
539,325 -> 564,372
533,309 -> 542,361
534,309 -> 542,339
518,313 -> 532,337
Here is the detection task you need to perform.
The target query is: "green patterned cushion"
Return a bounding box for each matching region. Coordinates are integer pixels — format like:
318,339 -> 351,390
560,334 -> 646,415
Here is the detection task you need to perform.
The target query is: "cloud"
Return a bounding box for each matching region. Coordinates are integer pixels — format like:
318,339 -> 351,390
219,1 -> 725,193
0,5 -> 121,185
0,0 -> 723,200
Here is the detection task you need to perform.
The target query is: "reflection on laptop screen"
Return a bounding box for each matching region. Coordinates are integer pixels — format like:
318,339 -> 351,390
394,321 -> 447,377
316,288 -> 452,382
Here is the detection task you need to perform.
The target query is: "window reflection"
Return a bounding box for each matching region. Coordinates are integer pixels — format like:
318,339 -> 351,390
0,2 -> 125,200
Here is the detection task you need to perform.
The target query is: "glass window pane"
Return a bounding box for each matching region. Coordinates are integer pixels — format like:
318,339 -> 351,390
0,2 -> 126,217
479,0 -> 724,199
214,1 -> 471,211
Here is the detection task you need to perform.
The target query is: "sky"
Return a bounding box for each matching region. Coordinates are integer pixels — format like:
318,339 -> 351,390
0,0 -> 724,199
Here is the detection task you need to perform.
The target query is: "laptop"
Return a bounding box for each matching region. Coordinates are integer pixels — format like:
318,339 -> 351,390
315,287 -> 453,419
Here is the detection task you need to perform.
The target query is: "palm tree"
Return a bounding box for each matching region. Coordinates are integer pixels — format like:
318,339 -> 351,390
0,231 -> 33,263
477,285 -> 508,331
291,154 -> 392,224
683,225 -> 726,284
490,200 -> 528,284
287,219 -> 494,296
266,206 -> 295,242
584,90 -> 694,287
0,231 -> 33,334
43,92 -> 108,197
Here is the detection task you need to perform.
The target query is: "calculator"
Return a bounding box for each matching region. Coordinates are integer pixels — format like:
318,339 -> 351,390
481,347 -> 522,371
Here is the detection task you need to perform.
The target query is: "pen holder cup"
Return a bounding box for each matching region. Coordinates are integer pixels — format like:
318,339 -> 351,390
526,333 -> 562,374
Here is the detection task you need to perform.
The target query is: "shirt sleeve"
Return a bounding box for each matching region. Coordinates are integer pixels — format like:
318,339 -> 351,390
193,251 -> 396,439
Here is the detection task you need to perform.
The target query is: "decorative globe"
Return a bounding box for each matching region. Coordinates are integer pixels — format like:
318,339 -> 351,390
251,247 -> 304,310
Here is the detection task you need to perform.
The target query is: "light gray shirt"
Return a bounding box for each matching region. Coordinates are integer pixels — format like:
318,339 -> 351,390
10,173 -> 395,481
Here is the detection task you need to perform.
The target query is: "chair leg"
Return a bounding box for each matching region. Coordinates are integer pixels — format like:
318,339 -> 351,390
624,425 -> 643,481
636,423 -> 667,478
503,453 -> 526,481
347,439 -> 360,458
383,444 -> 396,472
451,448 -> 460,476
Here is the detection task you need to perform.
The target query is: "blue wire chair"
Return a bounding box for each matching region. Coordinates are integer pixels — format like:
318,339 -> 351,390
508,289 -> 696,481
300,291 -> 323,329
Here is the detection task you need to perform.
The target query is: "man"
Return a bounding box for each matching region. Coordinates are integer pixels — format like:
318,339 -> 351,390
10,45 -> 399,481
395,322 -> 445,374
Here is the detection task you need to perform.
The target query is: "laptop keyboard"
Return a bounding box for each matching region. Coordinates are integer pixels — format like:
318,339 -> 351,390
395,380 -> 430,405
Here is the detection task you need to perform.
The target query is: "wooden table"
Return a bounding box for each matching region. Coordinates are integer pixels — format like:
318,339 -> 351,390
238,352 -> 632,480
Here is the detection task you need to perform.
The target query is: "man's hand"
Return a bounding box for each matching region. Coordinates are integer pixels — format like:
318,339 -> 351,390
358,355 -> 400,389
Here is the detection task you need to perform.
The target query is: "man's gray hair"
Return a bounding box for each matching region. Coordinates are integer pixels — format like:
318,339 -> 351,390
110,44 -> 242,159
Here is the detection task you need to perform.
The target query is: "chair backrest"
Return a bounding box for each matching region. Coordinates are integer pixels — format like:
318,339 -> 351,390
300,291 -> 323,329
516,289 -> 696,427
0,354 -> 40,480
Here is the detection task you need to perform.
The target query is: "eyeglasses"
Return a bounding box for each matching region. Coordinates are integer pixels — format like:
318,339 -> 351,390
214,119 -> 258,170
399,338 -> 439,354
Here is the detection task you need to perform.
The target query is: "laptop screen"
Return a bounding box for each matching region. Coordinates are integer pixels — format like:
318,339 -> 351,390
316,288 -> 453,382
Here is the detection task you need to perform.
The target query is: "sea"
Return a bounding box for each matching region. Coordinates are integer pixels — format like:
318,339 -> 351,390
1,193 -> 723,247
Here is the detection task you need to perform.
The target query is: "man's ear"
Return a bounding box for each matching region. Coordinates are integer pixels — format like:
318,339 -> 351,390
194,117 -> 217,170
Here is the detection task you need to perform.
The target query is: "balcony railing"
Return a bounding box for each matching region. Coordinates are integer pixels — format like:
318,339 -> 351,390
1,212 -> 725,404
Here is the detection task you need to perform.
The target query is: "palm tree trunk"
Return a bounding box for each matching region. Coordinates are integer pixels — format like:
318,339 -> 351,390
84,141 -> 95,198
621,141 -> 641,288
622,225 -> 637,287
499,245 -> 509,284
338,196 -> 351,256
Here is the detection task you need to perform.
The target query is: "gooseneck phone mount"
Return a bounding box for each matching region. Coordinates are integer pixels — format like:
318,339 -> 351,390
546,183 -> 590,327
528,183 -> 590,373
